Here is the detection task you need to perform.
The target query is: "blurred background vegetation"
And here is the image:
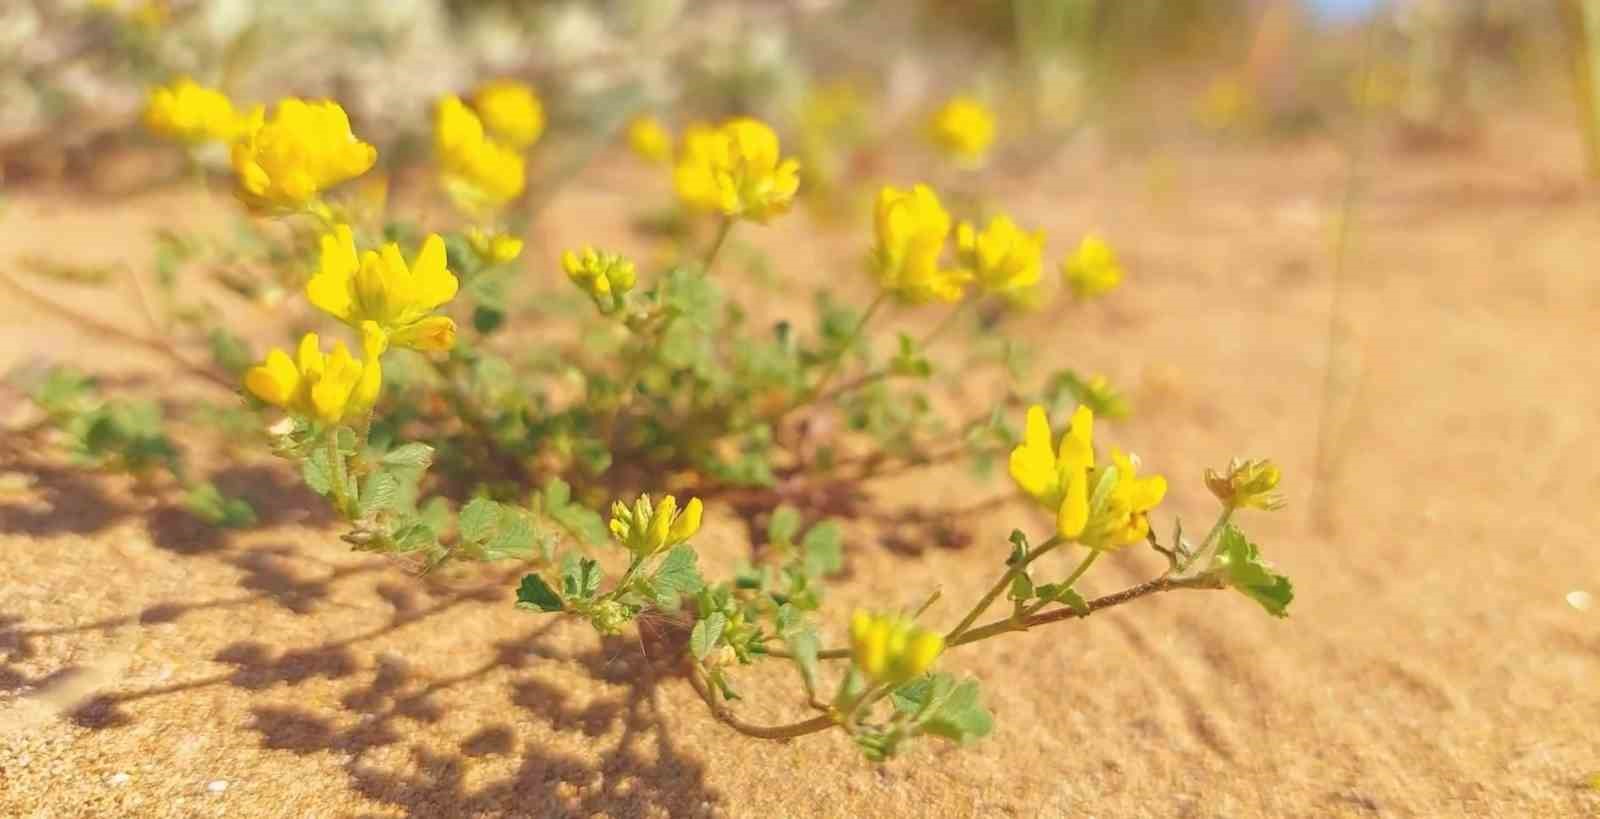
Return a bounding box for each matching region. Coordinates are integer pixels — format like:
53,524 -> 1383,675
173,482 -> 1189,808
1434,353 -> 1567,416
1,0 -> 1594,189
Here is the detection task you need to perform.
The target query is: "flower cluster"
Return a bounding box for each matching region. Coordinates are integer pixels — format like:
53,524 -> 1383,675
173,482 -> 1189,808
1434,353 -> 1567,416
849,611 -> 945,686
608,494 -> 704,557
869,184 -> 971,304
231,99 -> 377,212
927,96 -> 996,165
627,116 -> 673,165
434,96 -> 527,214
956,214 -> 1045,302
471,80 -> 545,150
245,329 -> 381,426
306,226 -> 460,353
143,78 -> 254,145
1061,234 -> 1124,300
1009,405 -> 1167,549
674,118 -> 801,224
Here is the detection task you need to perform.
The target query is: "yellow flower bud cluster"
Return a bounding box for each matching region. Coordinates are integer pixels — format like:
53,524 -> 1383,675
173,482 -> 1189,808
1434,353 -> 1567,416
849,611 -> 945,686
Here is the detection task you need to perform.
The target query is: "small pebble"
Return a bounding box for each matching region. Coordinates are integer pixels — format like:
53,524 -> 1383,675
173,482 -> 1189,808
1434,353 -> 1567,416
207,780 -> 228,794
1568,591 -> 1593,612
108,772 -> 131,786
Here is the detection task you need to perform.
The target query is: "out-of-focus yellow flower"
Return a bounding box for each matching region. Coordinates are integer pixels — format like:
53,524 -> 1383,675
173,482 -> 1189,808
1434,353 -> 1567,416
92,0 -> 169,29
849,611 -> 944,686
1061,234 -> 1123,300
245,330 -> 381,425
801,80 -> 865,139
626,116 -> 673,164
956,214 -> 1044,300
1196,76 -> 1256,131
869,184 -> 970,304
608,494 -> 703,557
1205,458 -> 1285,511
673,118 -> 800,224
230,98 -> 377,212
928,96 -> 996,165
306,225 -> 458,352
471,80 -> 544,150
562,247 -> 636,313
434,96 -> 526,214
143,78 -> 250,144
465,227 -> 524,265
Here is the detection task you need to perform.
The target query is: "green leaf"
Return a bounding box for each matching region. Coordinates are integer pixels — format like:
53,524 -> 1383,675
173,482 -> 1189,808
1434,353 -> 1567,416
538,478 -> 608,546
1008,571 -> 1035,602
648,545 -> 704,607
1215,525 -> 1294,618
483,509 -> 537,560
459,497 -> 500,544
800,520 -> 843,578
1007,529 -> 1029,564
357,470 -> 401,517
182,482 -> 257,528
785,626 -> 821,695
1036,583 -> 1090,615
921,679 -> 993,742
207,329 -> 254,376
561,556 -> 603,601
689,612 -> 727,660
381,443 -> 435,469
300,447 -> 333,496
515,573 -> 564,612
767,505 -> 802,545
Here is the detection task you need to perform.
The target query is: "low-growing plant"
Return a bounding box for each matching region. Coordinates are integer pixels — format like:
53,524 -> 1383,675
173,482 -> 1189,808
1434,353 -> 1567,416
9,75 -> 1294,763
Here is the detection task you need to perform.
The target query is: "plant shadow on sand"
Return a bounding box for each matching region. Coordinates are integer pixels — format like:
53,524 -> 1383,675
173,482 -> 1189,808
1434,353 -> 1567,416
0,433 -> 723,816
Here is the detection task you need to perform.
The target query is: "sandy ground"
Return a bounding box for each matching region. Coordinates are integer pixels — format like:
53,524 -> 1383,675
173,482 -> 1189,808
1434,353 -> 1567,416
2,112 -> 1598,818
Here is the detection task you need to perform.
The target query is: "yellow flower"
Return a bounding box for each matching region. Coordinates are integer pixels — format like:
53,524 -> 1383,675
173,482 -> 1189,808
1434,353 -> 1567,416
849,611 -> 944,686
673,118 -> 800,224
306,225 -> 458,352
1205,458 -> 1285,511
471,80 -> 544,150
434,96 -> 527,214
1009,404 -> 1095,539
230,98 -> 377,212
869,184 -> 970,304
465,227 -> 524,265
561,247 -> 636,313
956,214 -> 1044,299
143,78 -> 249,144
928,96 -> 996,165
1008,404 -> 1165,548
608,494 -> 704,557
1079,449 -> 1167,549
626,116 -> 673,164
244,330 -> 381,425
1061,234 -> 1123,300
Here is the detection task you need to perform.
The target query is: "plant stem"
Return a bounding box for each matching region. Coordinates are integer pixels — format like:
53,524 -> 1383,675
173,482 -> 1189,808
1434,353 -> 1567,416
768,568 -> 1228,663
803,298 -> 971,408
689,663 -> 837,740
778,292 -> 888,422
702,217 -> 734,274
326,431 -> 350,518
945,534 -> 1062,642
946,573 -> 1227,647
1176,507 -> 1234,576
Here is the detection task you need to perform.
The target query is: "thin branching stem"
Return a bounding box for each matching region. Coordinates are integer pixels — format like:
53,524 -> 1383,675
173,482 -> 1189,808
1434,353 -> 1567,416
688,663 -> 837,740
